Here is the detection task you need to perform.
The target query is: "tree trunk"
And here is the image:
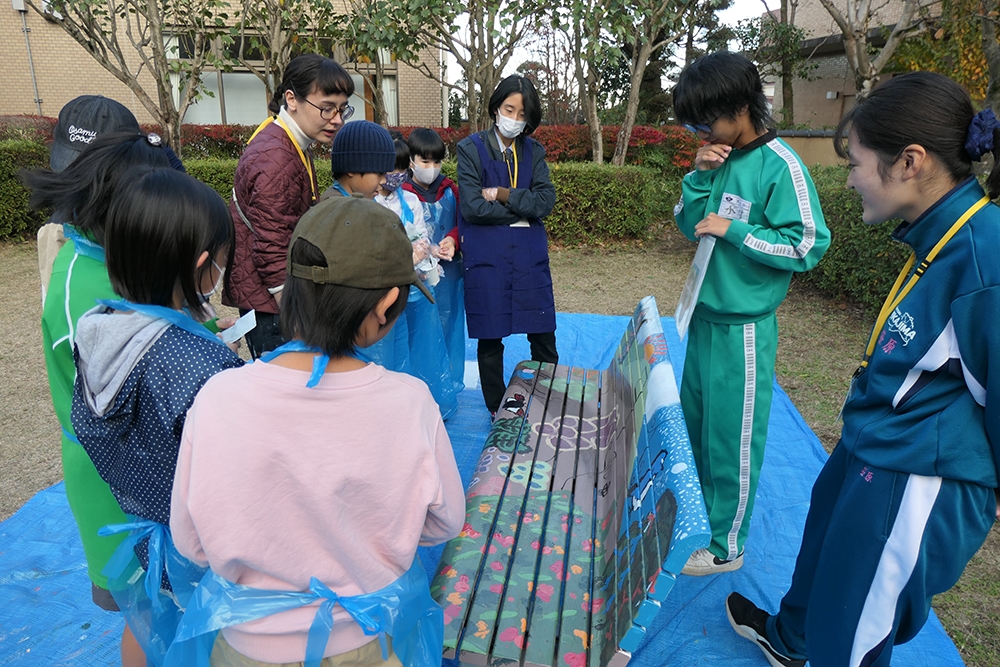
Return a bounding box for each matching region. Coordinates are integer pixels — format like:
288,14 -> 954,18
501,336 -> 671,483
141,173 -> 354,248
983,4 -> 1000,112
780,0 -> 794,125
612,35 -> 653,166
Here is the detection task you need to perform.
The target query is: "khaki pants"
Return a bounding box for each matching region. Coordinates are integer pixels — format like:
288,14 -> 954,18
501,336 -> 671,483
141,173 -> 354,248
211,633 -> 402,667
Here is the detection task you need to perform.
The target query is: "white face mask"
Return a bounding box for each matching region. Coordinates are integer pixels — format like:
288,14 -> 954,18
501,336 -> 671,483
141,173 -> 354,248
199,260 -> 225,302
411,164 -> 441,185
496,112 -> 526,139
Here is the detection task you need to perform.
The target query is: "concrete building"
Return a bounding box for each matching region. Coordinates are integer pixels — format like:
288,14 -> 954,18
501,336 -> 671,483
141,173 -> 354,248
775,0 -> 918,128
1,0 -> 445,128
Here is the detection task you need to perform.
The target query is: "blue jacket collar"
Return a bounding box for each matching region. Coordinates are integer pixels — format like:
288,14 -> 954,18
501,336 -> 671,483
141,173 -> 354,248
892,176 -> 983,255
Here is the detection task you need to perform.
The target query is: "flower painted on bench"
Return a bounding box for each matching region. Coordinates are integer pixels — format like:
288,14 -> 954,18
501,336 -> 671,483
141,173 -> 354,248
474,620 -> 490,639
498,618 -> 527,648
494,532 -> 515,548
564,651 -> 587,667
458,523 -> 481,539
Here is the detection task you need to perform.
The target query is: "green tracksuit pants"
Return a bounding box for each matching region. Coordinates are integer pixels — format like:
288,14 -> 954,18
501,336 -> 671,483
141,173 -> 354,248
680,311 -> 778,561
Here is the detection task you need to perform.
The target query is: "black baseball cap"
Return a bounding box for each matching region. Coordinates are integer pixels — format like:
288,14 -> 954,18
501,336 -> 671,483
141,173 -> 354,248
289,195 -> 434,303
50,95 -> 141,172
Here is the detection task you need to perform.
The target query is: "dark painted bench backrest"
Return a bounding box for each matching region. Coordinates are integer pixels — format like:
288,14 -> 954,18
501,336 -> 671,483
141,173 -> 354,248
431,297 -> 710,667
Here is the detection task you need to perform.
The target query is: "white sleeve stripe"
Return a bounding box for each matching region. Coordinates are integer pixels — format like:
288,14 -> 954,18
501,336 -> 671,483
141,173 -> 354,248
960,354 -> 987,406
742,140 -> 816,259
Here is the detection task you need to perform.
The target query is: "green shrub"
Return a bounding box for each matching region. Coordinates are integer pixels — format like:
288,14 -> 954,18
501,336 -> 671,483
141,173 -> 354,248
796,165 -> 909,316
547,162 -> 653,244
0,140 -> 49,239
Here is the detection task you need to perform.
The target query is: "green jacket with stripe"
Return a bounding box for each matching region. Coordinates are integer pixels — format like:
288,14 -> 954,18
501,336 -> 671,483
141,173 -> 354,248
674,130 -> 830,324
42,233 -> 118,432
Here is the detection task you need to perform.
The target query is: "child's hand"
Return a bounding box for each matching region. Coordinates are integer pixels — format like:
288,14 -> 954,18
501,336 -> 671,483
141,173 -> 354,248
437,237 -> 456,260
412,239 -> 431,264
694,213 -> 732,238
215,317 -> 242,354
695,143 -> 731,171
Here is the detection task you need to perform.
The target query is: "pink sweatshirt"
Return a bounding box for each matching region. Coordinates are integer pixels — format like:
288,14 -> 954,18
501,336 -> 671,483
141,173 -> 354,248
170,360 -> 465,663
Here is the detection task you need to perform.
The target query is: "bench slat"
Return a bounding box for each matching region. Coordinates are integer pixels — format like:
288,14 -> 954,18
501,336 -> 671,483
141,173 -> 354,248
457,363 -> 569,664
550,368 -> 602,667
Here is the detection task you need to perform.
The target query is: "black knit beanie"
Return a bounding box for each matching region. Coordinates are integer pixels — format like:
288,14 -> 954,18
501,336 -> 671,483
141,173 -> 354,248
330,120 -> 396,174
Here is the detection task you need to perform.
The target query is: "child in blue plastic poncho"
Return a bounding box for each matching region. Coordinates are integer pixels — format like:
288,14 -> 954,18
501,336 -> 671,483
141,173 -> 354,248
70,168 -> 243,666
167,196 -> 465,667
402,128 -> 466,398
377,134 -> 458,419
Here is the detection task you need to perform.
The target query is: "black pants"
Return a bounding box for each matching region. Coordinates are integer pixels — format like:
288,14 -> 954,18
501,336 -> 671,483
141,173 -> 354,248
477,332 -> 558,413
240,309 -> 286,360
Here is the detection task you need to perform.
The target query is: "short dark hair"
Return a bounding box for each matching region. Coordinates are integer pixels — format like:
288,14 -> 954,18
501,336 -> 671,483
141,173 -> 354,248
407,128 -> 446,161
22,132 -> 172,246
393,137 -> 410,171
672,51 -> 773,133
834,72 -> 986,190
280,237 -> 408,356
104,169 -> 233,321
488,75 -> 542,135
270,54 -> 355,115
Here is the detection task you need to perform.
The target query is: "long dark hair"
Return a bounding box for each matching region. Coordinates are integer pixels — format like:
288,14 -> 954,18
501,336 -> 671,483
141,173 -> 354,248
672,51 -> 773,133
269,54 -> 355,115
488,75 -> 542,135
105,169 -> 233,321
22,132 -> 171,246
833,72 -> 1000,195
281,237 -> 407,357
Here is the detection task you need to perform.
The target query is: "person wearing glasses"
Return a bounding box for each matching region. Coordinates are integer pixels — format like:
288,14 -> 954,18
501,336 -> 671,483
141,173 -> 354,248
671,51 -> 829,576
226,54 -> 356,358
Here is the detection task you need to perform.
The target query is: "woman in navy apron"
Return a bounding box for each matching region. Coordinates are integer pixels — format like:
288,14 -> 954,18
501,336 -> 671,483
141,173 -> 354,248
455,75 -> 558,415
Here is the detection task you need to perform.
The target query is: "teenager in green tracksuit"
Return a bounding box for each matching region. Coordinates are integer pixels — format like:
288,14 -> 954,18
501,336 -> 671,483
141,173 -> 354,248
671,52 -> 830,575
30,132 -> 171,626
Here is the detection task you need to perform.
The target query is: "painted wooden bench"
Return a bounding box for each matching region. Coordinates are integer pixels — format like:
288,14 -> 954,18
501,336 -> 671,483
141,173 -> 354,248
431,296 -> 711,667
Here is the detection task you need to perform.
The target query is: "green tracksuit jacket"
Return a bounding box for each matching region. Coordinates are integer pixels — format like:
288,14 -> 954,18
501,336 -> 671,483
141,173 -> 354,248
41,229 -> 127,589
674,130 -> 830,560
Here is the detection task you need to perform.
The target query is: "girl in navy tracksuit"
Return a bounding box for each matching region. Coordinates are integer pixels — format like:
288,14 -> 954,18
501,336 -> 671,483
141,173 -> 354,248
726,72 -> 999,667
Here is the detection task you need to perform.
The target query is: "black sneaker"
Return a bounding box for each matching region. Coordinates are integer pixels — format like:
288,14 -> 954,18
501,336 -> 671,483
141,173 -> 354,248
726,592 -> 805,667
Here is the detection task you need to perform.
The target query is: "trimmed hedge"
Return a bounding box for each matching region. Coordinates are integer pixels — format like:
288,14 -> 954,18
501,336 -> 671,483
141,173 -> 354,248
0,140 -> 49,239
794,165 -> 910,317
185,158 -> 654,246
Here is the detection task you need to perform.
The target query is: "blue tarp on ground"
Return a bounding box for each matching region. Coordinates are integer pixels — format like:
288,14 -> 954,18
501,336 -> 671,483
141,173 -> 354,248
0,312 -> 963,666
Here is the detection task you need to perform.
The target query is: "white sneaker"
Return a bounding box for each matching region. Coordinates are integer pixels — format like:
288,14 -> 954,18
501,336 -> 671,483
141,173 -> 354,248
681,548 -> 744,576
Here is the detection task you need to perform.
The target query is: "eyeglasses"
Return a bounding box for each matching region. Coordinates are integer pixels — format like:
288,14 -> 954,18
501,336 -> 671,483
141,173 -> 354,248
682,117 -> 718,134
299,96 -> 355,122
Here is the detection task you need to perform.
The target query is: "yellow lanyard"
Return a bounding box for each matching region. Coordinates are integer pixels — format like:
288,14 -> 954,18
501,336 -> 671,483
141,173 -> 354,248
248,116 -> 317,203
503,140 -> 518,189
855,194 -> 989,377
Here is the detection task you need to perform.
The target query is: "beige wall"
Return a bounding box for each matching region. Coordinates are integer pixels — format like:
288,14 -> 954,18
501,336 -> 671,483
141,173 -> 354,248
782,135 -> 844,167
0,6 -> 443,127
775,53 -> 858,128
1,8 -> 156,122
794,0 -> 911,37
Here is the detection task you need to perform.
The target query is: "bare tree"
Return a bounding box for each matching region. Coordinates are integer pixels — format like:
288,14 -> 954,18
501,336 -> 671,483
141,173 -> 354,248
27,0 -> 230,154
230,0 -> 339,108
407,0 -> 540,130
816,0 -> 928,97
612,0 -> 697,166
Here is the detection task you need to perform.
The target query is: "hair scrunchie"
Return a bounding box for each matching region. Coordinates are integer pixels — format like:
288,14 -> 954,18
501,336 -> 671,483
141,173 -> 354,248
965,109 -> 1000,161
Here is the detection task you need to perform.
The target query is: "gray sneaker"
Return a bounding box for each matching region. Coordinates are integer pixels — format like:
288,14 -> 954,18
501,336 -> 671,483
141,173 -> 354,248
726,592 -> 806,667
681,548 -> 743,576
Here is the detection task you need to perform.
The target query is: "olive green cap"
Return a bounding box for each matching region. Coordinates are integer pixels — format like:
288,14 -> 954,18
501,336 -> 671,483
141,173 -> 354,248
288,194 -> 433,303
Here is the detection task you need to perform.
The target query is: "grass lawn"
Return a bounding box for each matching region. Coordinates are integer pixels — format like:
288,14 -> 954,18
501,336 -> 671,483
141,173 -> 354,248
1,230 -> 997,664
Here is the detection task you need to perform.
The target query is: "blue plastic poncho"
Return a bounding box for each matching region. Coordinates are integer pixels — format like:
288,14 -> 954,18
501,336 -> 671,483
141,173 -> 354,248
163,558 -> 444,667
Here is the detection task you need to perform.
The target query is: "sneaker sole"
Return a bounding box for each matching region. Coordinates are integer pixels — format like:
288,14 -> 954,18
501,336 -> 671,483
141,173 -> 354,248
725,597 -> 797,667
681,554 -> 743,576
